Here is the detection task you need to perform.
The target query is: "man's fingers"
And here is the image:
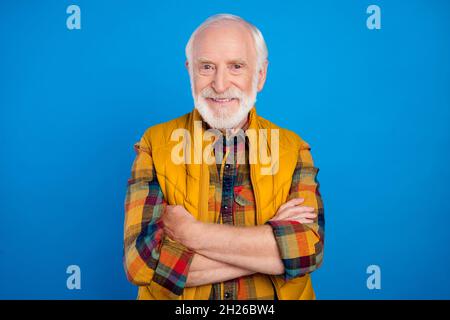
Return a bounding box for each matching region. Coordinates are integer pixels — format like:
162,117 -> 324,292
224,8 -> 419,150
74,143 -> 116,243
299,206 -> 315,211
297,213 -> 317,219
278,197 -> 304,212
275,210 -> 317,223
273,205 -> 315,221
290,206 -> 315,214
282,211 -> 317,220
281,206 -> 315,218
298,218 -> 315,224
291,213 -> 317,220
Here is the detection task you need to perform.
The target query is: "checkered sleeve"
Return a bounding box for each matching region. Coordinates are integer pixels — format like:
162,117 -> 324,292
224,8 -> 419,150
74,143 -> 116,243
266,141 -> 325,281
123,134 -> 194,298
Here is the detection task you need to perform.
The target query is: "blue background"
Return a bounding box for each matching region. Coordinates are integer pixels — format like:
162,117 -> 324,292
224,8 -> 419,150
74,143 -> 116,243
1,0 -> 449,299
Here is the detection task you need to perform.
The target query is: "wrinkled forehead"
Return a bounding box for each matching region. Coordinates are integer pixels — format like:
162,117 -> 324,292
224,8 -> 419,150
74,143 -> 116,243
192,21 -> 257,65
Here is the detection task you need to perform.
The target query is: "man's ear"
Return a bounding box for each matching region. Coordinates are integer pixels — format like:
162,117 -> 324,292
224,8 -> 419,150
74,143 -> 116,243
257,60 -> 269,92
185,61 -> 190,71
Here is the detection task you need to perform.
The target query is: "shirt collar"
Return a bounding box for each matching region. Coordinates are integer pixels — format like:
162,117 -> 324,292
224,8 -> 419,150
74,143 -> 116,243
203,115 -> 250,151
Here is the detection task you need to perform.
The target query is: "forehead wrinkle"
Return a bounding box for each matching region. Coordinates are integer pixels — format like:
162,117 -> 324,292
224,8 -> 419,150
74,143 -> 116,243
192,22 -> 256,65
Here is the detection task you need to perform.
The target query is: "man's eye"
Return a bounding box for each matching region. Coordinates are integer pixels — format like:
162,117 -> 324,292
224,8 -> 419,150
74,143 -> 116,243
202,64 -> 213,70
233,64 -> 242,69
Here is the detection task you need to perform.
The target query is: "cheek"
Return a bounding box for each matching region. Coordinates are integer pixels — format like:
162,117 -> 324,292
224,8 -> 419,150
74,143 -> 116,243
194,76 -> 213,95
234,75 -> 255,94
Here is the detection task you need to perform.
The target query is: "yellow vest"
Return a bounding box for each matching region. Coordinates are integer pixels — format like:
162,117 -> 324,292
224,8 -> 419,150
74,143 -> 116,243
138,106 -> 315,300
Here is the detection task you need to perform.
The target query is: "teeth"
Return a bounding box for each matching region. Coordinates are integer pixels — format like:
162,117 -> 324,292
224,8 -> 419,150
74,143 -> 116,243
213,98 -> 232,102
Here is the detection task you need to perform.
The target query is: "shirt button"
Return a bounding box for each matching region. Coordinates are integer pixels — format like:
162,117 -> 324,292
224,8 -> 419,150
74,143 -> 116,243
225,164 -> 230,169
224,292 -> 231,299
224,205 -> 228,210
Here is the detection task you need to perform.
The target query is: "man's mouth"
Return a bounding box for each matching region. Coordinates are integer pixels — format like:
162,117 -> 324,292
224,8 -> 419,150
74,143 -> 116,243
207,97 -> 238,104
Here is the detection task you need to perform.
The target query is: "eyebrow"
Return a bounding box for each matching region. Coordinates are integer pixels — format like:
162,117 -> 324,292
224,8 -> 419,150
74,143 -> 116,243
228,59 -> 247,65
196,57 -> 216,65
196,57 -> 248,65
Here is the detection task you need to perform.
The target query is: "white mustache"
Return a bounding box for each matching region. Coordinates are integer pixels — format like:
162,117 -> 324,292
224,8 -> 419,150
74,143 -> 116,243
201,86 -> 243,100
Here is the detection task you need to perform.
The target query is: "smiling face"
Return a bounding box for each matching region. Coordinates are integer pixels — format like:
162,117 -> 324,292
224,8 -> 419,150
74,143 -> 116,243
187,20 -> 267,130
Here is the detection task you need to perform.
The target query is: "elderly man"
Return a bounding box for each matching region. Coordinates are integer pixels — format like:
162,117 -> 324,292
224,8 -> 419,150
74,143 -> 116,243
123,14 -> 324,300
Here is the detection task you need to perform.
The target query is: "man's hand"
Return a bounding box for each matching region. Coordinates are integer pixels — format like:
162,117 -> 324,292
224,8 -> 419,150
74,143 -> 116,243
161,205 -> 199,245
270,198 -> 317,224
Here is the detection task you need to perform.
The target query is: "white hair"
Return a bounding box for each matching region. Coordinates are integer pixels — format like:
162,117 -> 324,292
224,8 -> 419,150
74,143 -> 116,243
185,14 -> 268,75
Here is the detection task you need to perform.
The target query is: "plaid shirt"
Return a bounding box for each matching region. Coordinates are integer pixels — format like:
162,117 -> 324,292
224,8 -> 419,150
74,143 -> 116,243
124,122 -> 325,299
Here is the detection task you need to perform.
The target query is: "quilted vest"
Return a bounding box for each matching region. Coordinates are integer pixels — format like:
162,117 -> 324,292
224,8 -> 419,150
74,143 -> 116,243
139,106 -> 315,300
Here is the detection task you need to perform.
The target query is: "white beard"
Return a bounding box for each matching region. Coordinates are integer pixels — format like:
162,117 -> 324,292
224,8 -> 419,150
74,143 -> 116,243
193,75 -> 258,130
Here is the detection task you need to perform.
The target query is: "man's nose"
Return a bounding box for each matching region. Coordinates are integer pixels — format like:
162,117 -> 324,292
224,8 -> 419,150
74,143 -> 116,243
211,66 -> 230,94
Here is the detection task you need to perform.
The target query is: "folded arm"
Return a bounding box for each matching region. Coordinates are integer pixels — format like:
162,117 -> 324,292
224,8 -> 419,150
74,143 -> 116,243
185,253 -> 255,287
162,141 -> 325,282
170,215 -> 285,275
